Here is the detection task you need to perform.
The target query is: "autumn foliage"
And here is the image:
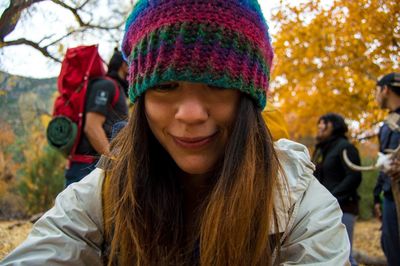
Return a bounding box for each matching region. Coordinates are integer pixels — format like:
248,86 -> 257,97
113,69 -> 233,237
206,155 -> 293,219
0,115 -> 64,217
0,121 -> 22,218
271,0 -> 400,140
17,119 -> 64,215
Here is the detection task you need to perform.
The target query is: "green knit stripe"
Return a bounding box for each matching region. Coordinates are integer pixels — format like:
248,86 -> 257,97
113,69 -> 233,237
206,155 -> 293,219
128,67 -> 267,108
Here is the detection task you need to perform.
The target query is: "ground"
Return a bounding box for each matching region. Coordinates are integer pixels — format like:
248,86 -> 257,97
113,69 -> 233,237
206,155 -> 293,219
0,221 -> 32,260
353,220 -> 384,259
0,219 -> 386,264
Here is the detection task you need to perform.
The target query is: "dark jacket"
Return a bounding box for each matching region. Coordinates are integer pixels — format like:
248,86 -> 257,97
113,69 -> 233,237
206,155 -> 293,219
373,109 -> 400,203
312,136 -> 362,214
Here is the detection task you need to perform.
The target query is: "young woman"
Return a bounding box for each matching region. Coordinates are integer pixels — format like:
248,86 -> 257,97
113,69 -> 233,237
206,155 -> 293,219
1,1 -> 350,265
312,113 -> 362,266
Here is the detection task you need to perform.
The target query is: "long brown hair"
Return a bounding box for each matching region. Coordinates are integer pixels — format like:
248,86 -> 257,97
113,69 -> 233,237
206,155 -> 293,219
105,95 -> 285,265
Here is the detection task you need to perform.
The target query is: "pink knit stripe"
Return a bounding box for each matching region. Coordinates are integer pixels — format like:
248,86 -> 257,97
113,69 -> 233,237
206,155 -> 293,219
123,4 -> 272,65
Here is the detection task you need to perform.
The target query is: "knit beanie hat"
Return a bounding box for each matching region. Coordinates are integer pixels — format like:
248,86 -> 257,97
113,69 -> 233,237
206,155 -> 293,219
122,0 -> 273,109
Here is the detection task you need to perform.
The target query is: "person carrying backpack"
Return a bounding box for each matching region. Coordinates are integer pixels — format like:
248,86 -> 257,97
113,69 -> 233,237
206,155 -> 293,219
65,49 -> 129,187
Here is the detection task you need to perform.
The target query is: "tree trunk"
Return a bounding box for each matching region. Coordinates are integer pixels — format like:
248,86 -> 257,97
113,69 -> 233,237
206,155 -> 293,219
0,0 -> 45,42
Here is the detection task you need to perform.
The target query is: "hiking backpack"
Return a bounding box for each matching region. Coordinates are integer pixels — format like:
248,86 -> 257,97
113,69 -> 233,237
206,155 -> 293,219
46,45 -> 119,163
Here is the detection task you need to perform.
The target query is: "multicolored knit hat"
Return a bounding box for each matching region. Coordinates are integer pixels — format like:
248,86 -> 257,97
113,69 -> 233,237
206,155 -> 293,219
122,0 -> 273,109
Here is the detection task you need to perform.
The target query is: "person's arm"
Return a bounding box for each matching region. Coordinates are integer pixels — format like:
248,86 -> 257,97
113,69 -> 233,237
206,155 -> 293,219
0,170 -> 105,266
372,127 -> 386,220
84,79 -> 117,156
331,144 -> 362,202
373,173 -> 384,203
373,171 -> 385,220
279,178 -> 350,265
84,112 -> 110,156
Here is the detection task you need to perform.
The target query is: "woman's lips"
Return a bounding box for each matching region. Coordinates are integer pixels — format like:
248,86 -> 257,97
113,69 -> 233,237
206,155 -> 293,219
172,132 -> 218,149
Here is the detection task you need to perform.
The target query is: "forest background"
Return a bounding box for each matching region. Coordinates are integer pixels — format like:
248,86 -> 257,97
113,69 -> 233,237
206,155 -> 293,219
0,0 -> 399,221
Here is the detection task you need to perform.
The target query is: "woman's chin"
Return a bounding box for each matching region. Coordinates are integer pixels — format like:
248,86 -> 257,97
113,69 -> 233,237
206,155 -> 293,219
179,166 -> 211,176
175,160 -> 215,177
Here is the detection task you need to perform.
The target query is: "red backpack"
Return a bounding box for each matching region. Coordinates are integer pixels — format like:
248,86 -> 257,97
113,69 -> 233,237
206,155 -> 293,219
47,45 -> 119,163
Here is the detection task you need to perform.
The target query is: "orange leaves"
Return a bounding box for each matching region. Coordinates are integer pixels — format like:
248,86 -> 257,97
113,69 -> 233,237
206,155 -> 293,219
0,122 -> 18,198
270,0 -> 399,140
0,122 -> 15,149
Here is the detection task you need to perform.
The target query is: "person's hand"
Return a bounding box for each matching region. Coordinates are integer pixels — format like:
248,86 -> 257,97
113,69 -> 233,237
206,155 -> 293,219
374,203 -> 382,222
386,158 -> 400,182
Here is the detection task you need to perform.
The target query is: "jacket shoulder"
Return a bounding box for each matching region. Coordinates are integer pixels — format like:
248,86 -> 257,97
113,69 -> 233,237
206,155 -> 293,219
274,138 -> 315,191
335,137 -> 355,149
273,139 -> 316,232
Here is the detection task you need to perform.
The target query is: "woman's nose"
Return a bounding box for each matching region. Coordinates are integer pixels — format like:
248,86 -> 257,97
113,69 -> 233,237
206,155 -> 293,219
175,95 -> 209,124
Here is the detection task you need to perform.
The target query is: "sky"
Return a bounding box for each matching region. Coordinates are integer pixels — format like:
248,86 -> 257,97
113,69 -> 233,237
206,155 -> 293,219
0,0 -> 283,79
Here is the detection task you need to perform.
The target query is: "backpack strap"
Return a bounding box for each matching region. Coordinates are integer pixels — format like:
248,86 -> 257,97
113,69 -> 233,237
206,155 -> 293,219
103,76 -> 120,107
70,154 -> 97,164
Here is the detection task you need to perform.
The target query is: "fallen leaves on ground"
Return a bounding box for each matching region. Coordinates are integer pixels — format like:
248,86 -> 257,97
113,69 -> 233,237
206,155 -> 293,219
353,219 -> 385,261
0,221 -> 32,260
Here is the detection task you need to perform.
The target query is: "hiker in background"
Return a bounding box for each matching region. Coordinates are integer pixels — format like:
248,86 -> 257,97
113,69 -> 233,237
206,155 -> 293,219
1,0 -> 350,265
65,49 -> 129,186
373,72 -> 400,266
107,48 -> 130,98
312,113 -> 362,266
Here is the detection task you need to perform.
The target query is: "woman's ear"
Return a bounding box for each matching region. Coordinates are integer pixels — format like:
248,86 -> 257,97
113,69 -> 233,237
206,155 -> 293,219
382,85 -> 390,95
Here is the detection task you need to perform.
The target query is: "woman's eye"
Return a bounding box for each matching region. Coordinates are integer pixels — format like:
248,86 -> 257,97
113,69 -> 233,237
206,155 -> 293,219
151,83 -> 178,91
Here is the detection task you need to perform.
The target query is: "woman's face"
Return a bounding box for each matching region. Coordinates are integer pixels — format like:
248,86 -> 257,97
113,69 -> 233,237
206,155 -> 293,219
145,81 -> 240,177
375,85 -> 388,109
316,119 -> 333,141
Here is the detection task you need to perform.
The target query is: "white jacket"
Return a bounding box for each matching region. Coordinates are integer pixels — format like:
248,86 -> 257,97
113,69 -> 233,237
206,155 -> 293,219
0,139 -> 350,265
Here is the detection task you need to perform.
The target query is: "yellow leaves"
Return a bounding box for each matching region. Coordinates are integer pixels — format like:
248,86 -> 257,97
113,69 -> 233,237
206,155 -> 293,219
40,114 -> 52,128
0,122 -> 18,186
58,43 -> 65,56
270,0 -> 399,141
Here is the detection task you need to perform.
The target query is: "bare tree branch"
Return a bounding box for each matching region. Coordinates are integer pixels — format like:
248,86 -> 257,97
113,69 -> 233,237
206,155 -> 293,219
51,0 -> 124,30
50,0 -> 86,27
2,38 -> 60,62
44,28 -> 89,47
77,0 -> 91,10
0,0 -> 128,63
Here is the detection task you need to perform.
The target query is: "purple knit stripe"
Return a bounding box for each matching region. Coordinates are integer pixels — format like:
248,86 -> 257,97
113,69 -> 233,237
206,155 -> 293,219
122,2 -> 272,67
125,0 -> 268,37
129,39 -> 268,90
